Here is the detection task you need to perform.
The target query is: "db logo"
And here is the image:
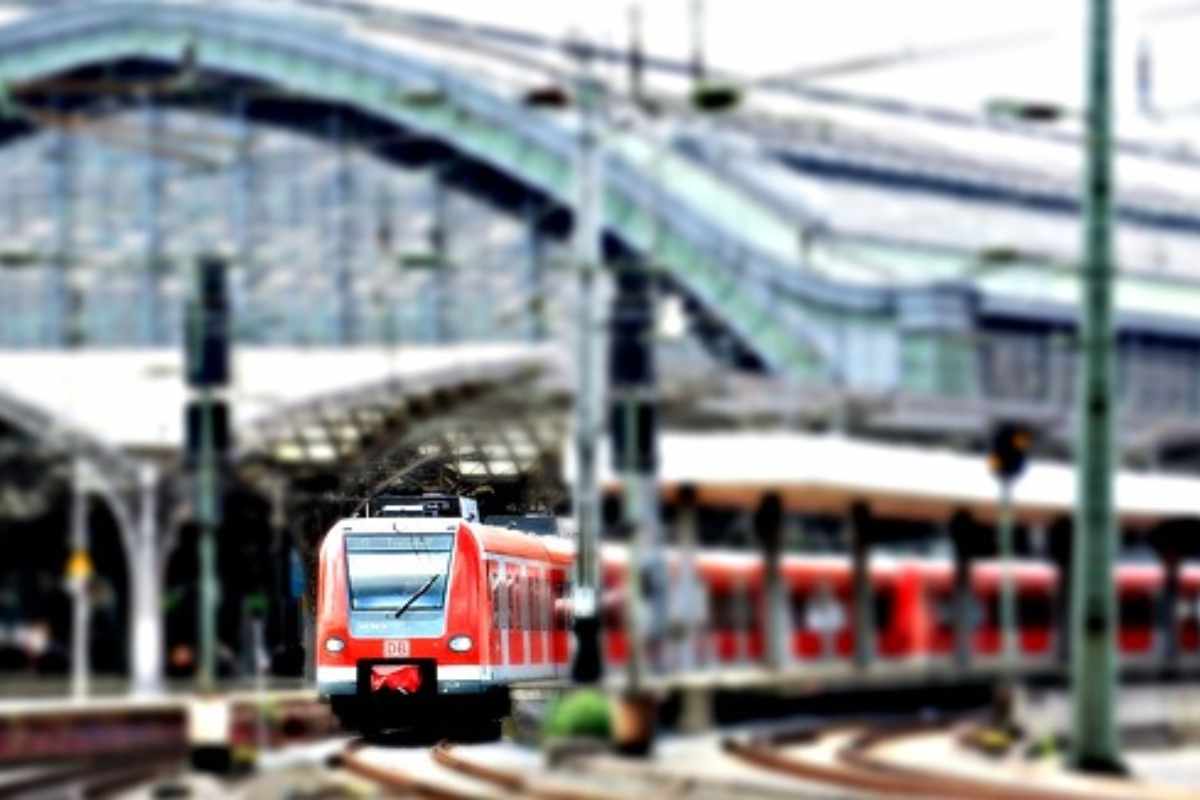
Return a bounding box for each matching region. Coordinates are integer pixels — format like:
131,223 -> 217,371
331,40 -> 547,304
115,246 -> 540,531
383,640 -> 410,658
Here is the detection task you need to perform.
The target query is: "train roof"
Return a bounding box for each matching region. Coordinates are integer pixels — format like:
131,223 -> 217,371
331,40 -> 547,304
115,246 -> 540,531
576,432 -> 1200,529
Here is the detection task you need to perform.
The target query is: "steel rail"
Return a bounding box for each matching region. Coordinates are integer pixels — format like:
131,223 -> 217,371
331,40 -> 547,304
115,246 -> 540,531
338,739 -> 491,800
0,753 -> 181,799
724,722 -> 1134,800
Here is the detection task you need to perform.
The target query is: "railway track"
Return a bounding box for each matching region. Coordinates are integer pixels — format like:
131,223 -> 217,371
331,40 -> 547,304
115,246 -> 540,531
339,737 -> 839,799
0,753 -> 183,799
341,719 -> 1198,800
723,721 -> 1195,800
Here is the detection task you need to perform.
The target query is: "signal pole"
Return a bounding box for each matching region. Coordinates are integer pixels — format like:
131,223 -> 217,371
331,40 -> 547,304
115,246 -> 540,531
186,255 -> 231,691
1072,0 -> 1122,773
988,422 -> 1032,723
68,456 -> 91,699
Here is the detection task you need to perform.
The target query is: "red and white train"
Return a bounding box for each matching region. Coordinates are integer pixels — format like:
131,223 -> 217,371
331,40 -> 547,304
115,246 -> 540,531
316,496 -> 573,732
316,496 -> 1200,731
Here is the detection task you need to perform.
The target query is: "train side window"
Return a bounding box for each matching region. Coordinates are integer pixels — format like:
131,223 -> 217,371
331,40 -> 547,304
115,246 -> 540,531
873,591 -> 893,631
519,571 -> 530,631
1120,593 -> 1155,628
710,590 -> 737,631
790,591 -> 807,629
531,573 -> 542,632
552,571 -> 568,631
492,563 -> 508,631
602,582 -> 625,630
982,593 -> 1000,626
534,573 -> 546,632
744,589 -> 762,632
1018,593 -> 1053,627
510,572 -> 519,632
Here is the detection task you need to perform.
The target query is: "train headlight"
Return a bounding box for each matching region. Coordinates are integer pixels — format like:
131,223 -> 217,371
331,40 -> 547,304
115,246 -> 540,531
448,635 -> 473,653
323,636 -> 345,654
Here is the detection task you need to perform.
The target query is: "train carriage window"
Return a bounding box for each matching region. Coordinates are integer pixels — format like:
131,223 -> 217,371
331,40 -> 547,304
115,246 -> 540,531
532,573 -> 545,632
1120,592 -> 1156,628
552,570 -> 569,631
931,591 -> 955,630
511,568 -> 520,633
529,573 -> 540,632
873,591 -> 894,631
805,584 -> 845,633
710,589 -> 737,632
489,562 -> 502,630
517,571 -> 530,631
603,587 -> 625,630
1018,593 -> 1054,628
744,589 -> 762,632
790,591 -> 807,629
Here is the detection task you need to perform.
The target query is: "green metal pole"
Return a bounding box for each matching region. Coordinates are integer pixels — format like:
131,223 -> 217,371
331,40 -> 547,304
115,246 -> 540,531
198,392 -> 218,691
1071,0 -> 1122,772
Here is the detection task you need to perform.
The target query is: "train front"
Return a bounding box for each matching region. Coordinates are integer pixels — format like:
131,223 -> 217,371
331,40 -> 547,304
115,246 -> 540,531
315,496 -> 502,732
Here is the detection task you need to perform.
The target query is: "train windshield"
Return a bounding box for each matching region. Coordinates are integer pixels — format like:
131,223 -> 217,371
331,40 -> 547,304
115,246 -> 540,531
345,534 -> 453,612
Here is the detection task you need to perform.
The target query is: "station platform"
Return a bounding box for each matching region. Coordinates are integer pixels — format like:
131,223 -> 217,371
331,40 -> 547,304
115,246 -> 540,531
0,687 -> 334,767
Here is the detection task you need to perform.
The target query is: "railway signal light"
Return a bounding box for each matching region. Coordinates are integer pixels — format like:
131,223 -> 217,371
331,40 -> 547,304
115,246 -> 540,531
609,268 -> 657,472
184,255 -> 230,388
989,422 -> 1033,482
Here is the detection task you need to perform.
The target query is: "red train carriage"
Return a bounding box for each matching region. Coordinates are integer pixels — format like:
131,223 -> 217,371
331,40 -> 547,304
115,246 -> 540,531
1180,565 -> 1200,655
315,496 -> 572,733
897,559 -> 1059,662
317,495 -> 1199,733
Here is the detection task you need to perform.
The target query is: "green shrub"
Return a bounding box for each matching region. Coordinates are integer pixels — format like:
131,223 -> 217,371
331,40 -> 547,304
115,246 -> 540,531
543,689 -> 611,740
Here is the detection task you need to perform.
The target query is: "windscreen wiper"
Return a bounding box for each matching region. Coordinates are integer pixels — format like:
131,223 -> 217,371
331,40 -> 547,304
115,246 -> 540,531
393,574 -> 441,619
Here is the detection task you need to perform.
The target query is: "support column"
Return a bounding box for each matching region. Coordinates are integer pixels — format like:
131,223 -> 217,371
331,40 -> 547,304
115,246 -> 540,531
139,99 -> 165,345
755,492 -> 789,670
570,48 -> 607,685
849,502 -> 874,669
69,457 -> 90,699
130,462 -> 163,696
949,510 -> 976,670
